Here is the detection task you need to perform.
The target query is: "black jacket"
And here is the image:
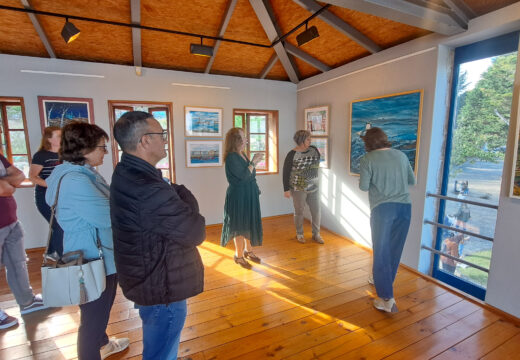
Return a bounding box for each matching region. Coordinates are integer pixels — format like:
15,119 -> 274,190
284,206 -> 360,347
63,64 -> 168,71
110,153 -> 205,305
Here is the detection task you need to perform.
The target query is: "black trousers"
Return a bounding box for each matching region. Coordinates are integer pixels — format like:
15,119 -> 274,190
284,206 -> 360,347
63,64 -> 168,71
77,274 -> 118,360
35,189 -> 64,256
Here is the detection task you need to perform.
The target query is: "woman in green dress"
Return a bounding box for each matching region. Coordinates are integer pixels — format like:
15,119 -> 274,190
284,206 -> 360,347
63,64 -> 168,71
221,127 -> 263,269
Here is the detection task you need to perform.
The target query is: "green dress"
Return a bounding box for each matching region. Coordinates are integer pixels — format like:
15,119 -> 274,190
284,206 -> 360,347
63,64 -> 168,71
221,152 -> 263,247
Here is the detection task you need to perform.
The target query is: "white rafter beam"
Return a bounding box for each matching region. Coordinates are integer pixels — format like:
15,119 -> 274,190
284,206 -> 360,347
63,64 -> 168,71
249,0 -> 299,83
284,43 -> 330,72
319,0 -> 467,35
442,0 -> 476,23
21,0 -> 55,58
259,53 -> 278,79
205,0 -> 238,74
130,0 -> 142,73
292,0 -> 380,53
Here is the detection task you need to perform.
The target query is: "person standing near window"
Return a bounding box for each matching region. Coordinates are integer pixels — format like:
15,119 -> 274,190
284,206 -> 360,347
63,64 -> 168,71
359,127 -> 415,313
283,130 -> 323,244
221,127 -> 264,269
29,126 -> 63,259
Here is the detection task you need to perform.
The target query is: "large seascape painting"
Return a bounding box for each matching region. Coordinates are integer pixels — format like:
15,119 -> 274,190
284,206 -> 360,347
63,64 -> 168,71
38,96 -> 94,130
510,121 -> 520,198
185,106 -> 222,137
349,90 -> 423,175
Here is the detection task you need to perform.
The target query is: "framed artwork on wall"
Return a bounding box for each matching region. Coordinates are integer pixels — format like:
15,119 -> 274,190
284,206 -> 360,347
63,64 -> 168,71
305,105 -> 329,136
311,137 -> 329,168
38,96 -> 94,130
186,140 -> 222,168
510,112 -> 520,198
185,106 -> 223,137
349,90 -> 423,176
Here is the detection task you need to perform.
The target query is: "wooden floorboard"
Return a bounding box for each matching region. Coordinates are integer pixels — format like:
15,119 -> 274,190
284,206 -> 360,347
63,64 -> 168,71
1,215 -> 519,359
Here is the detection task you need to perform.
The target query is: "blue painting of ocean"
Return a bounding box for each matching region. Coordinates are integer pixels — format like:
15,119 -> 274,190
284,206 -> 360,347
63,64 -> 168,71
350,91 -> 421,174
188,111 -> 220,133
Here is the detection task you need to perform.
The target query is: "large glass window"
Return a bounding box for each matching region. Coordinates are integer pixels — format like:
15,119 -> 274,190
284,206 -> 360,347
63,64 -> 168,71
433,32 -> 519,299
233,109 -> 279,174
0,97 -> 31,180
108,101 -> 175,182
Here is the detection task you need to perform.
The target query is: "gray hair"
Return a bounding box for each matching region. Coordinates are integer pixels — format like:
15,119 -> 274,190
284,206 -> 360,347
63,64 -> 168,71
113,111 -> 152,152
293,130 -> 311,146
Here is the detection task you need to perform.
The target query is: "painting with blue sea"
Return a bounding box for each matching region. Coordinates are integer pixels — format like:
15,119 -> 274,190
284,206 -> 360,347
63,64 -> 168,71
185,106 -> 222,137
349,90 -> 423,175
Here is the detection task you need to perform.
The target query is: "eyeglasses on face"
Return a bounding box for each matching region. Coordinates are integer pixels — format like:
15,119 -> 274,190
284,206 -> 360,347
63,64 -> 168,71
96,145 -> 108,152
142,130 -> 168,142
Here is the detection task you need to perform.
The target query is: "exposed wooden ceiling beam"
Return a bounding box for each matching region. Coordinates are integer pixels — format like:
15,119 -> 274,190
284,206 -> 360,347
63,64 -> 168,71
284,43 -> 330,72
292,0 -> 380,53
20,0 -> 55,58
319,0 -> 467,35
249,0 -> 299,83
130,0 -> 142,75
259,53 -> 278,79
205,0 -> 238,74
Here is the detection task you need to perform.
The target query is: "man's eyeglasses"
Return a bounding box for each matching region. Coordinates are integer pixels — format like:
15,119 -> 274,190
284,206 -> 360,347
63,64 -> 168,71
142,130 -> 168,142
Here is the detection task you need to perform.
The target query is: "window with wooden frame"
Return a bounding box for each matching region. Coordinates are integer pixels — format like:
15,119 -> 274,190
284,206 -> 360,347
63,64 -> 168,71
108,101 -> 175,182
233,109 -> 278,174
0,97 -> 32,184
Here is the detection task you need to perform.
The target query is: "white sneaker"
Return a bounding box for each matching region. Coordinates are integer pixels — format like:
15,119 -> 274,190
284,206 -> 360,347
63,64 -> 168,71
312,234 -> 324,244
373,297 -> 398,313
296,234 -> 305,243
368,274 -> 374,285
100,337 -> 129,359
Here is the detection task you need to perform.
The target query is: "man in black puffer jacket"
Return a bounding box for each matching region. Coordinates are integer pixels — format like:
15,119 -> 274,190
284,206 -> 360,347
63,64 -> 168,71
110,111 -> 205,360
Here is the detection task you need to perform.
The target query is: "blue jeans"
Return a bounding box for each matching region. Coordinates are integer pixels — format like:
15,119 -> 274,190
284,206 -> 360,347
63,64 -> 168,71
371,202 -> 411,299
138,299 -> 187,360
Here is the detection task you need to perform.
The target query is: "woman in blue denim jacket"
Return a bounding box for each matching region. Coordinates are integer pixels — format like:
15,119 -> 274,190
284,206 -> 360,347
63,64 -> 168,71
46,122 -> 129,360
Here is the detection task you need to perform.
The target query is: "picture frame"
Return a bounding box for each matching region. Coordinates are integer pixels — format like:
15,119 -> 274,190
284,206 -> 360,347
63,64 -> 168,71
305,105 -> 329,136
510,105 -> 520,198
186,140 -> 223,168
38,96 -> 94,130
311,137 -> 329,168
349,90 -> 423,176
185,106 -> 223,137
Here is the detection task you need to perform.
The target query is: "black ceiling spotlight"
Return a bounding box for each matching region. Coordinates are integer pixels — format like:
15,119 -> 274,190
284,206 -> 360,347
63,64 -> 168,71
61,17 -> 80,44
296,22 -> 319,47
190,37 -> 214,57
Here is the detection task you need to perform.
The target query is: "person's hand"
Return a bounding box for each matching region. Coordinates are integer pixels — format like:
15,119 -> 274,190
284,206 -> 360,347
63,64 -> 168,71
252,153 -> 264,166
284,191 -> 291,198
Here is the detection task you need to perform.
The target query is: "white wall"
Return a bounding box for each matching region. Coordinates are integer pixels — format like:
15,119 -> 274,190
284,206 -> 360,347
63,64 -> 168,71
297,3 -> 520,317
1,55 -> 296,248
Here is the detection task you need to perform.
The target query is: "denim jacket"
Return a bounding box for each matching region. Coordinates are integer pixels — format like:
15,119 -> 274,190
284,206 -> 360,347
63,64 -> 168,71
45,162 -> 116,276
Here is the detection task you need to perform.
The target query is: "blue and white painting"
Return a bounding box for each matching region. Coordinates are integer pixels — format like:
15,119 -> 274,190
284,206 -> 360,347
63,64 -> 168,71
349,90 -> 423,175
40,97 -> 93,128
186,140 -> 222,167
185,106 -> 222,137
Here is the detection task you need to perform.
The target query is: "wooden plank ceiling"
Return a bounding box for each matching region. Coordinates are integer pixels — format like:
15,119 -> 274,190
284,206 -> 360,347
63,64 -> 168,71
0,0 -> 517,82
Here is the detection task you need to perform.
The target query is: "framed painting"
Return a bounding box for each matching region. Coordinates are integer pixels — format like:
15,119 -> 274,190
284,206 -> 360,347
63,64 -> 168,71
349,90 -> 423,175
185,106 -> 223,137
186,140 -> 222,168
510,111 -> 520,198
38,96 -> 94,130
311,137 -> 329,168
305,105 -> 329,136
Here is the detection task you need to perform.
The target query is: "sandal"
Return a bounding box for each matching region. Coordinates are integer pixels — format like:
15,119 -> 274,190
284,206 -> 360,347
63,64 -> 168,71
244,251 -> 261,263
234,255 -> 252,269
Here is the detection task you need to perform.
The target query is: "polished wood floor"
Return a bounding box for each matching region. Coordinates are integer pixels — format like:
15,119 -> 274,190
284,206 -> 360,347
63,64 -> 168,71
1,215 -> 519,359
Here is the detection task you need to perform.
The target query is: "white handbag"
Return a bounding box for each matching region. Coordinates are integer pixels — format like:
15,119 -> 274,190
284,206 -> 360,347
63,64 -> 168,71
41,174 -> 106,307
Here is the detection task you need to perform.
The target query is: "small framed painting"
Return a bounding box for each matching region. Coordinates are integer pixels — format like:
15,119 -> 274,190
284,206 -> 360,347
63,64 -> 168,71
185,106 -> 223,137
305,105 -> 329,136
38,96 -> 94,130
311,137 -> 329,168
186,140 -> 222,168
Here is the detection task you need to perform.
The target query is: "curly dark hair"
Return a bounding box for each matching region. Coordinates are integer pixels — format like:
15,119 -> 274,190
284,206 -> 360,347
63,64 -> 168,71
60,122 -> 109,165
361,127 -> 391,152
